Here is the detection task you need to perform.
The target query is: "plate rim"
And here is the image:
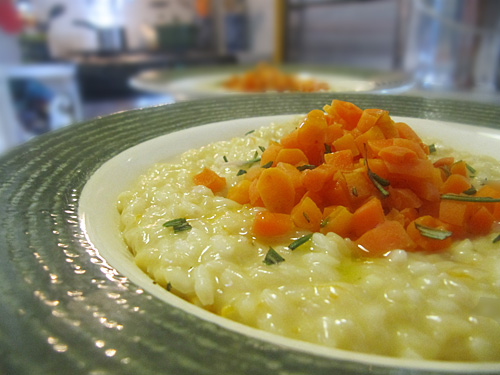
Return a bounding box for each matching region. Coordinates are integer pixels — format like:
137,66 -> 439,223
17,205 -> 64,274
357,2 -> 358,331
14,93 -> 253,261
1,93 -> 500,375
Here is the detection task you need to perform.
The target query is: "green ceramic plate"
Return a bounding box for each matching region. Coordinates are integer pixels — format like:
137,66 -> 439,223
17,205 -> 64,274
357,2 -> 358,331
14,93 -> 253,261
129,64 -> 414,99
1,93 -> 500,375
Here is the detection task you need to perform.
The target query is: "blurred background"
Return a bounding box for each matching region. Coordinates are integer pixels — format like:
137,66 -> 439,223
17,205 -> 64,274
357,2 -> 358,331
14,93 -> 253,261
0,0 -> 499,155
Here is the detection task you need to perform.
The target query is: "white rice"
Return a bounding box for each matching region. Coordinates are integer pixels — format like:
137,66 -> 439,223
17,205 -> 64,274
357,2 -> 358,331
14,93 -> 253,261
117,117 -> 500,361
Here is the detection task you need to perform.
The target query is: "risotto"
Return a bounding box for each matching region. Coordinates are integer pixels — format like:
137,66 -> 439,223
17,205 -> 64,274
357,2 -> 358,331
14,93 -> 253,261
117,101 -> 500,361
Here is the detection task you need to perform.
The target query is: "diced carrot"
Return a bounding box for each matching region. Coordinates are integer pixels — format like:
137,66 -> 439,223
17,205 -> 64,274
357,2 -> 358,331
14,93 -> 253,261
468,206 -> 494,235
433,157 -> 455,168
321,174 -> 351,209
392,138 -> 427,159
385,187 -> 423,211
400,207 -> 419,226
227,179 -> 251,204
323,106 -> 347,128
386,207 -> 417,227
324,149 -> 354,171
354,126 -> 385,157
384,158 -> 435,179
321,205 -> 354,238
193,168 -> 226,193
332,132 -> 360,157
343,171 -> 376,205
376,112 -> 399,139
291,196 -> 323,232
325,123 -> 344,144
280,128 -> 300,149
439,200 -> 468,227
474,184 -> 500,219
276,162 -> 306,203
244,165 -> 263,181
395,122 -> 423,143
365,158 -> 390,180
256,167 -> 295,213
329,100 -> 363,130
379,145 -> 419,164
356,220 -> 416,256
366,138 -> 394,157
385,208 -> 406,226
410,180 -> 441,202
302,164 -> 336,192
406,216 -> 452,252
275,148 -> 309,166
260,142 -> 282,167
450,160 -> 468,177
476,184 -> 500,199
252,211 -> 294,237
351,197 -> 385,238
440,174 -> 471,194
249,178 -> 264,207
297,109 -> 327,148
356,108 -> 387,133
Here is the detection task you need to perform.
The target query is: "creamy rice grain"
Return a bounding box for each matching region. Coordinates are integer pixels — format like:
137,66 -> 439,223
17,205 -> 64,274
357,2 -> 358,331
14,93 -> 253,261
118,118 -> 500,361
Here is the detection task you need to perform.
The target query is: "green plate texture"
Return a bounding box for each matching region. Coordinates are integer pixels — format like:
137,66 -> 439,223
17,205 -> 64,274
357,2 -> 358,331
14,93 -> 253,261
1,93 -> 499,375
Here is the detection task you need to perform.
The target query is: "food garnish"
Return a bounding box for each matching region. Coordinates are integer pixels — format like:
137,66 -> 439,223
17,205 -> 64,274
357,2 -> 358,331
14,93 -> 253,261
193,99 -> 500,256
163,218 -> 192,233
263,247 -> 285,265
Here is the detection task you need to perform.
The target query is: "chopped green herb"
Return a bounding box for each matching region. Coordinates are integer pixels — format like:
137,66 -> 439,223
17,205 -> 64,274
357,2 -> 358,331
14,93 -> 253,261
253,150 -> 259,159
466,163 -> 476,175
263,247 -> 285,265
166,282 -> 173,291
163,218 -> 188,228
245,130 -> 255,136
439,165 -> 451,178
288,233 -> 313,250
352,187 -> 358,197
364,145 -> 390,197
320,217 -> 329,228
237,169 -> 247,176
324,143 -> 332,154
493,234 -> 500,243
428,144 -> 437,153
441,194 -> 500,203
463,187 -> 477,195
303,212 -> 310,223
223,155 -> 228,162
415,223 -> 452,240
173,222 -> 192,233
368,170 -> 390,197
163,218 -> 192,233
261,161 -> 273,169
241,157 -> 261,166
259,145 -> 266,152
296,164 -> 316,171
